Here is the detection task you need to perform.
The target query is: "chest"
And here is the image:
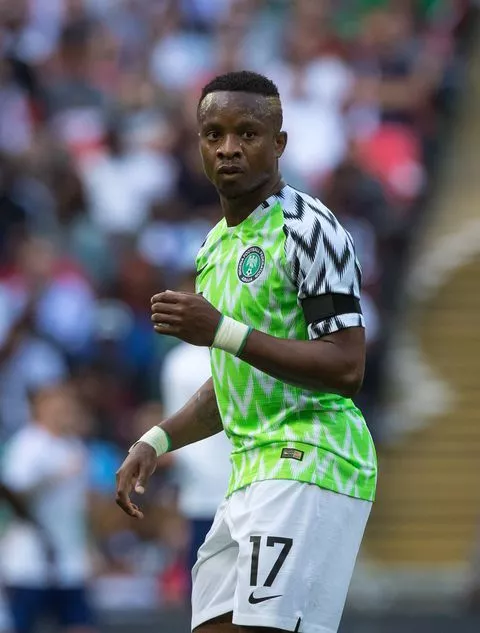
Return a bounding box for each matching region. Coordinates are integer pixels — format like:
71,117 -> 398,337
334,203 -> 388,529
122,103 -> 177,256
197,230 -> 301,336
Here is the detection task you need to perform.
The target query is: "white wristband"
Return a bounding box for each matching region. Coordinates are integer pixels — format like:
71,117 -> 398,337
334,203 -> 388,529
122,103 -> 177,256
129,426 -> 171,457
212,315 -> 251,356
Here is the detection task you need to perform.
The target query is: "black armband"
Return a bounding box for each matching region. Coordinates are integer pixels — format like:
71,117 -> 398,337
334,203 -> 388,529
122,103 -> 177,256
301,293 -> 362,325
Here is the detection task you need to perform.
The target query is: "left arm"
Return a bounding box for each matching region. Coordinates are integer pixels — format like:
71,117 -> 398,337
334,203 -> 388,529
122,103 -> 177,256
151,291 -> 364,397
152,208 -> 366,396
153,214 -> 367,397
238,327 -> 364,397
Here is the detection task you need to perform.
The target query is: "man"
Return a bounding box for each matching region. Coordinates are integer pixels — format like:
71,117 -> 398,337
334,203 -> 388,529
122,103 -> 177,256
116,71 -> 377,633
160,271 -> 231,573
0,384 -> 95,633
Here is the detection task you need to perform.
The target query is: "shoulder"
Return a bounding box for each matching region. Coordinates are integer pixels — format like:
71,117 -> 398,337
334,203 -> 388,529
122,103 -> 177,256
281,185 -> 353,256
6,425 -> 39,446
200,219 -> 226,249
196,219 -> 226,269
3,426 -> 44,462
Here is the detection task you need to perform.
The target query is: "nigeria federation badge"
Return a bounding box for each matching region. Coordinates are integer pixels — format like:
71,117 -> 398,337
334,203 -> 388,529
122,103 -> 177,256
238,246 -> 265,283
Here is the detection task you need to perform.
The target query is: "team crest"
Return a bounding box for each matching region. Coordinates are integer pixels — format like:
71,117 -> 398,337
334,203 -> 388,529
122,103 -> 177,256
238,246 -> 265,283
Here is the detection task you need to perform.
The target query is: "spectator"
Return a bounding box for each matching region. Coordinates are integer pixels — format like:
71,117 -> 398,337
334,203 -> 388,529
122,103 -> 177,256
268,2 -> 354,184
0,284 -> 67,441
0,384 -> 96,633
149,1 -> 214,92
47,155 -> 116,288
81,124 -> 178,236
0,235 -> 96,357
42,20 -> 110,161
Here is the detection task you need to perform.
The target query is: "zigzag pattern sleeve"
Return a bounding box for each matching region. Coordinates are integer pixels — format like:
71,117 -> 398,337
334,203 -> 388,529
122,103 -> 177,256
283,189 -> 365,340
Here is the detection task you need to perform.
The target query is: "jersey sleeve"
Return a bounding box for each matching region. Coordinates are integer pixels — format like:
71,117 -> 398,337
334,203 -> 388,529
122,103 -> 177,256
284,203 -> 365,340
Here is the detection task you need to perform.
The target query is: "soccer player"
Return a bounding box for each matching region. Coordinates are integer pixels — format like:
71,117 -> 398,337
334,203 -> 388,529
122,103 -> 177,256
115,71 -> 377,633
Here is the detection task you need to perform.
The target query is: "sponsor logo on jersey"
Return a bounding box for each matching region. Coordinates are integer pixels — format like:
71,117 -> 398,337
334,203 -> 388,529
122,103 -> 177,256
238,246 -> 265,283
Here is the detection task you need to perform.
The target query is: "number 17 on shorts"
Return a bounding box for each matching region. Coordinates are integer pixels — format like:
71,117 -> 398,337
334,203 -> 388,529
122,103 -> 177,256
247,535 -> 293,604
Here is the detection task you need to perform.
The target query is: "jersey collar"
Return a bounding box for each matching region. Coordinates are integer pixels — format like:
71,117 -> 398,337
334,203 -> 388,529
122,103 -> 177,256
223,185 -> 288,232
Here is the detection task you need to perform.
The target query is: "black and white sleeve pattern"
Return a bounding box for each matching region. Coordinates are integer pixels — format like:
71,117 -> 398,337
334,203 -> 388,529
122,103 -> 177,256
283,187 -> 365,340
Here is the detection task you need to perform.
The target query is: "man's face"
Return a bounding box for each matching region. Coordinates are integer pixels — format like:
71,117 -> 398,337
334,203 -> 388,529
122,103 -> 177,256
198,91 -> 287,199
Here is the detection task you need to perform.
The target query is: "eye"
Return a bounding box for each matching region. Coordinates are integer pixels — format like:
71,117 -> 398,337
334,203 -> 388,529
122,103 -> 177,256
242,131 -> 256,140
206,131 -> 220,141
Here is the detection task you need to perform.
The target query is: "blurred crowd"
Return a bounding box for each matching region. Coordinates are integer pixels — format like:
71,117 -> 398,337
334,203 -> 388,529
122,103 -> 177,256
0,0 -> 475,621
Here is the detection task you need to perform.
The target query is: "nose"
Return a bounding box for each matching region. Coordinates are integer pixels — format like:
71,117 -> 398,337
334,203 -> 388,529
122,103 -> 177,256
216,134 -> 242,160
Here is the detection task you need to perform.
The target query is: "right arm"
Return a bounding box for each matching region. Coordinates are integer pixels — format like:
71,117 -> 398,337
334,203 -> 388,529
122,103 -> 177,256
162,377 -> 223,450
115,377 -> 223,518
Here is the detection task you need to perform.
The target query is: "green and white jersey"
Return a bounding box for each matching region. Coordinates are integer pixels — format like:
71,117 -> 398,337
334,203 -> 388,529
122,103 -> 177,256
196,185 -> 377,502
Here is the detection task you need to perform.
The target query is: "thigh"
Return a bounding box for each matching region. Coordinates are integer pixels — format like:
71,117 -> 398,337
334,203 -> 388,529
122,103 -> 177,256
50,587 -> 95,630
5,587 -> 47,633
194,612 -> 237,633
191,502 -> 238,631
194,615 -> 289,633
230,481 -> 372,633
238,629 -> 291,633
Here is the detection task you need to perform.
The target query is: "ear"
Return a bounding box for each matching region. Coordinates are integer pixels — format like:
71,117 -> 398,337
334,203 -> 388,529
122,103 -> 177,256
274,131 -> 288,159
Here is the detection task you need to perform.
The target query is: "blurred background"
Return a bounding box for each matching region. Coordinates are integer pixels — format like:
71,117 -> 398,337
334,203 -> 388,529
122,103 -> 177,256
0,0 -> 479,632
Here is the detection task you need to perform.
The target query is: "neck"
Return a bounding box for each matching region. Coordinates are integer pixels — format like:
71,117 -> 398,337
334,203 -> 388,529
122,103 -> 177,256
220,174 -> 285,227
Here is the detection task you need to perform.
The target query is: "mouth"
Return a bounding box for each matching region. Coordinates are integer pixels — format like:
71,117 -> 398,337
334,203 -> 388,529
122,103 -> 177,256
217,165 -> 244,175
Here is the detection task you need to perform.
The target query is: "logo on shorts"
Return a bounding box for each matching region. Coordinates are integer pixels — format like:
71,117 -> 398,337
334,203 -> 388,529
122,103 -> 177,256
238,246 -> 265,283
248,591 -> 282,605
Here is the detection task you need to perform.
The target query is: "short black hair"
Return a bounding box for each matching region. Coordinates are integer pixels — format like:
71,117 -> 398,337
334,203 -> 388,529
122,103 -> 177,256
199,70 -> 280,103
198,70 -> 283,132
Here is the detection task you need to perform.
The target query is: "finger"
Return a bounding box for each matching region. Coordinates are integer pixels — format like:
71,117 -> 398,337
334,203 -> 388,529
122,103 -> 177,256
151,313 -> 181,324
115,466 -> 142,518
135,469 -> 150,496
129,503 -> 144,519
115,489 -> 143,519
151,290 -> 180,304
154,324 -> 180,335
151,303 -> 180,315
116,478 -> 144,519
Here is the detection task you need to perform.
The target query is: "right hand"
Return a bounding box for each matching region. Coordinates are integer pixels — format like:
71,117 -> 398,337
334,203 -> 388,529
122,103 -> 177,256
115,442 -> 157,519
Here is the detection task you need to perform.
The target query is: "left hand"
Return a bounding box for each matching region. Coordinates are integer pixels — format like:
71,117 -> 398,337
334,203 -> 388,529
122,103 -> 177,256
151,290 -> 221,347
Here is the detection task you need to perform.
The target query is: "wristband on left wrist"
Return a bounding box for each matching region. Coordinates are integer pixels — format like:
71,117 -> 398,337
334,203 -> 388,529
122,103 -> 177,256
212,315 -> 252,356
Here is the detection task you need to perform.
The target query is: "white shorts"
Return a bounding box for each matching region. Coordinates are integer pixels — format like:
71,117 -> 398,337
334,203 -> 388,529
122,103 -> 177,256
191,480 -> 371,633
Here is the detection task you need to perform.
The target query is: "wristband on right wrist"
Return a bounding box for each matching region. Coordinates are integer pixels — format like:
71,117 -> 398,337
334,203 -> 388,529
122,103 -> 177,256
129,426 -> 171,457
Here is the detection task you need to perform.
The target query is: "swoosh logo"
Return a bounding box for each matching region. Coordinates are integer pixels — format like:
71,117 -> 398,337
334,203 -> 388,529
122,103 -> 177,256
248,591 -> 282,605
